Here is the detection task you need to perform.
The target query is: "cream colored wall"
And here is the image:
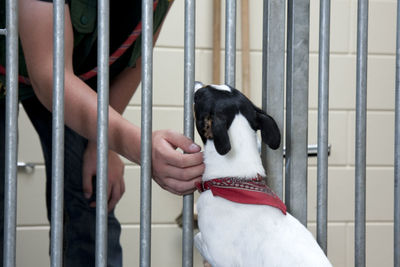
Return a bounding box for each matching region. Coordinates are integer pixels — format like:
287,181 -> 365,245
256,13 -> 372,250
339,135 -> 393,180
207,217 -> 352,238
15,0 -> 397,266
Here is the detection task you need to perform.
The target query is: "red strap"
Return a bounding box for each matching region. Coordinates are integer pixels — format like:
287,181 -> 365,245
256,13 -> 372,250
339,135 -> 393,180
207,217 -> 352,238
0,0 -> 159,85
196,175 -> 287,215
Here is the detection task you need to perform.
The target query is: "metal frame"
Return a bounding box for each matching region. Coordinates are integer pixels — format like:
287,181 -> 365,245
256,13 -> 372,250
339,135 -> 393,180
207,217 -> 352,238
3,0 -> 400,266
285,0 -> 310,226
50,0 -> 65,266
316,0 -> 331,254
3,0 -> 19,266
395,1 -> 400,265
355,1 -> 369,266
95,0 -> 110,266
225,0 -> 237,87
182,0 -> 196,266
139,0 -> 153,266
261,0 -> 286,200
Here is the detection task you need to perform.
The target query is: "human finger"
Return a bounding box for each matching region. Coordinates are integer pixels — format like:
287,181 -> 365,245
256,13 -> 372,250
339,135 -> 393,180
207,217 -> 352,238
162,130 -> 202,154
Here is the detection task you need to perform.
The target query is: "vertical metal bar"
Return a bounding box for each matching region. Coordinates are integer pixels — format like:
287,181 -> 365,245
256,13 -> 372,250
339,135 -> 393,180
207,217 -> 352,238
225,0 -> 236,87
182,0 -> 195,266
96,0 -> 110,266
261,0 -> 286,200
395,2 -> 400,265
395,0 -> 400,262
3,0 -> 18,265
285,0 -> 310,226
140,0 -> 153,266
50,0 -> 65,266
212,0 -> 221,85
316,0 -> 331,254
355,1 -> 368,266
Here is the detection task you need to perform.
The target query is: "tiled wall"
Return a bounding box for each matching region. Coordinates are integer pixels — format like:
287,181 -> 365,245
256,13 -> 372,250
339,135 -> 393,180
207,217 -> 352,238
15,0 -> 397,266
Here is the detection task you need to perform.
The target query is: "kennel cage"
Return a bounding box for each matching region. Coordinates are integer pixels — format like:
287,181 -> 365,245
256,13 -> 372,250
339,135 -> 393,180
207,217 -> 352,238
1,0 -> 399,266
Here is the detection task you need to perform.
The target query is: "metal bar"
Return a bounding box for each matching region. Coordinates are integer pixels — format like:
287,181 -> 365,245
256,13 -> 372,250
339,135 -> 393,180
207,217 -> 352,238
354,1 -> 368,266
316,0 -> 331,254
395,1 -> 400,266
0,29 -> 6,35
285,0 -> 310,226
95,0 -> 110,266
50,0 -> 65,266
241,0 -> 250,97
3,0 -> 19,265
140,0 -> 153,266
212,0 -> 221,84
282,144 -> 331,158
261,0 -> 286,199
224,0 -> 236,87
17,162 -> 35,173
182,0 -> 195,266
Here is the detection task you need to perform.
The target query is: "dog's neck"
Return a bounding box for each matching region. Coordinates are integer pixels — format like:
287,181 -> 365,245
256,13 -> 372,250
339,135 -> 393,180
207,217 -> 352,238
202,114 -> 266,181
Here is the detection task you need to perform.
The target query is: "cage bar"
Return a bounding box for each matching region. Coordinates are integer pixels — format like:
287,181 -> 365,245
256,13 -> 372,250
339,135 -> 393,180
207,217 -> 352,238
354,1 -> 368,266
261,0 -> 286,199
182,0 -> 196,266
395,0 -> 400,266
225,0 -> 236,87
95,0 -> 110,266
316,0 -> 331,254
50,0 -> 65,266
3,0 -> 18,265
139,0 -> 153,266
285,0 -> 310,226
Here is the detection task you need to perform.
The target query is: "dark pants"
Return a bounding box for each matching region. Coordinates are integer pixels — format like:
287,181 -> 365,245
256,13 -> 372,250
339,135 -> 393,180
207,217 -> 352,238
0,96 -> 122,267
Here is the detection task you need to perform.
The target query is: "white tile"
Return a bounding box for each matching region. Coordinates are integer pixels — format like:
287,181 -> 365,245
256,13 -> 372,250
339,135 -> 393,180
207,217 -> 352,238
308,111 -> 349,166
310,0 -> 352,53
17,166 -> 48,226
348,111 -> 395,166
18,106 -> 44,164
121,225 -> 204,267
346,223 -> 394,267
309,55 -> 357,110
368,2 -> 397,54
115,166 -> 184,224
367,56 -> 396,110
16,227 -> 50,267
307,223 -> 349,267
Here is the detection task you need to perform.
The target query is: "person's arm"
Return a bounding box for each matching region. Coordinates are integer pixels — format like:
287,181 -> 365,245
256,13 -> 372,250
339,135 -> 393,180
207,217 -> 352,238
19,0 -> 141,162
19,0 -> 204,196
81,63 -> 142,211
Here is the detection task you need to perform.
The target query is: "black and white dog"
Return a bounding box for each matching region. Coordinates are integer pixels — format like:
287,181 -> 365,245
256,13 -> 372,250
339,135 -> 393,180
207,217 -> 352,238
193,83 -> 332,267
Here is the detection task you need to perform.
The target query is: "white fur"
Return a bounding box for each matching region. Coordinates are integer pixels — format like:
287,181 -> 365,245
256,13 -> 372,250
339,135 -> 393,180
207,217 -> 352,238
195,113 -> 332,267
202,114 -> 265,180
195,81 -> 205,92
210,84 -> 231,92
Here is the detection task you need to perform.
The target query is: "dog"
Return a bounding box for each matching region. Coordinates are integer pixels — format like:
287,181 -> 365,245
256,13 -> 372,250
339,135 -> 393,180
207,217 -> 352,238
193,83 -> 332,267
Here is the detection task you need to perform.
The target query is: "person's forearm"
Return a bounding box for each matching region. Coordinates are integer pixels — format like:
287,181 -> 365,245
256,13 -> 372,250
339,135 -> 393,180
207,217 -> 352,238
32,70 -> 141,164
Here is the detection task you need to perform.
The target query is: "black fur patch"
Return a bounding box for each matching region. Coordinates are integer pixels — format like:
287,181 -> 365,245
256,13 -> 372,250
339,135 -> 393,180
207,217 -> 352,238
194,85 -> 281,154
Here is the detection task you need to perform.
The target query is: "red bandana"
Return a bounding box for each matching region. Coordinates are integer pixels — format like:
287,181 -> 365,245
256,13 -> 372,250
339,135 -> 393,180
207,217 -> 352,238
196,175 -> 287,215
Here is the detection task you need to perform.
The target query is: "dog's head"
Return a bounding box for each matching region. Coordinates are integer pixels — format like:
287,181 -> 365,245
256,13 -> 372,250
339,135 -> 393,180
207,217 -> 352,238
194,82 -> 281,155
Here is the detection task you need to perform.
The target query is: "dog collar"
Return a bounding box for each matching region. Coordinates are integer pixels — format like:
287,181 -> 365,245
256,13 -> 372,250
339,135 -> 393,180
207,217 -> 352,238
196,175 -> 286,215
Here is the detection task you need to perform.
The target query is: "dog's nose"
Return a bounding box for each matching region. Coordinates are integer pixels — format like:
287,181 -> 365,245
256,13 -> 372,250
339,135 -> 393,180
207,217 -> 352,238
194,81 -> 204,92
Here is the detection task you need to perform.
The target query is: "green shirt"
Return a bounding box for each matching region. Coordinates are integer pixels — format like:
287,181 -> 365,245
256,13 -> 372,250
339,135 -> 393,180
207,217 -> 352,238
0,0 -> 171,100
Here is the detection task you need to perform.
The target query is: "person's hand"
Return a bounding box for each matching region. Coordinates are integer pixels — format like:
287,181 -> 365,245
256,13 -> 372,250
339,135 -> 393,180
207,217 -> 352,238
82,141 -> 126,212
152,130 -> 204,195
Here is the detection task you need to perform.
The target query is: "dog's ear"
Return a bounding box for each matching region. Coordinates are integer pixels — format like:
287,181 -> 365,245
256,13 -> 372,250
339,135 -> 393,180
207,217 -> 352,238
255,109 -> 281,150
211,114 -> 231,155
